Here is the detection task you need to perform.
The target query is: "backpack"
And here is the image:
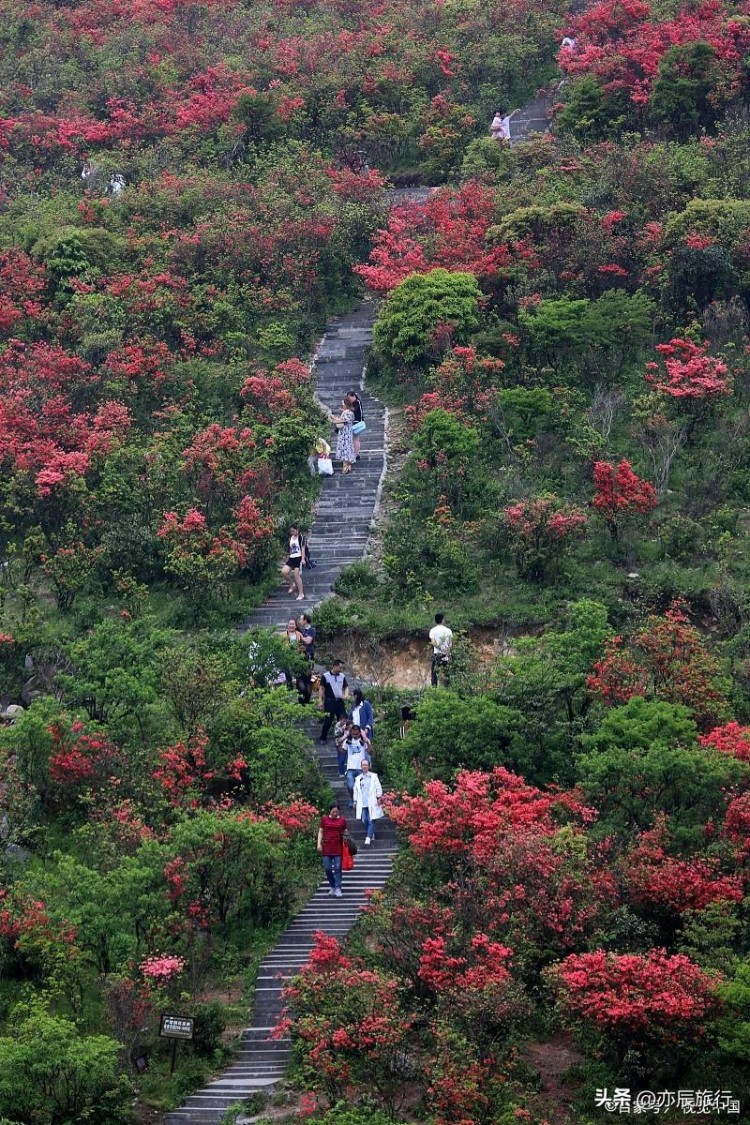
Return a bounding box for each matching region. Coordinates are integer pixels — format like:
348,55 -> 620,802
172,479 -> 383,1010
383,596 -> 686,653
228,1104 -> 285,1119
300,535 -> 315,569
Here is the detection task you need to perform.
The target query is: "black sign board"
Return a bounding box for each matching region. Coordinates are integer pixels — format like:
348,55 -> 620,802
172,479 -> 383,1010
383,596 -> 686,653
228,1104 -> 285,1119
159,1015 -> 194,1041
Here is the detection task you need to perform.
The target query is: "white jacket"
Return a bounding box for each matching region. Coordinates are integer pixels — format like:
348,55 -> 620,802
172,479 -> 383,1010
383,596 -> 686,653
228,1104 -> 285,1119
353,771 -> 383,821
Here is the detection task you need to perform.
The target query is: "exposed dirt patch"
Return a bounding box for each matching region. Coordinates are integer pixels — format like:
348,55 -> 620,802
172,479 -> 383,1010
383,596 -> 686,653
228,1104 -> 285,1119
335,627 -> 517,689
522,1032 -> 585,1123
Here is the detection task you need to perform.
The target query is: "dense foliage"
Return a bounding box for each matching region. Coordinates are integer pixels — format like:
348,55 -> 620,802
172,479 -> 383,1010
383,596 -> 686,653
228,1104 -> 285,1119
6,0 -> 750,1120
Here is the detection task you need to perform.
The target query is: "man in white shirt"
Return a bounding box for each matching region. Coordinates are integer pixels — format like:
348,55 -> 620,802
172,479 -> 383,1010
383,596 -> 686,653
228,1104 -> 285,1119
319,659 -> 348,742
429,613 -> 453,687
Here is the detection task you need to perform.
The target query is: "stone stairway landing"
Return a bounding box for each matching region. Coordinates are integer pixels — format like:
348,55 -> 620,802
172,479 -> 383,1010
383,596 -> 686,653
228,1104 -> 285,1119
510,92 -> 554,144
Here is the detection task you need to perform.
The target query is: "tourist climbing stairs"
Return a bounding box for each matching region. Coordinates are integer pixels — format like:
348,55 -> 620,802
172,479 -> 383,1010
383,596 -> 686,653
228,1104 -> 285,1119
240,301 -> 383,631
165,298 -> 397,1124
163,718 -> 397,1124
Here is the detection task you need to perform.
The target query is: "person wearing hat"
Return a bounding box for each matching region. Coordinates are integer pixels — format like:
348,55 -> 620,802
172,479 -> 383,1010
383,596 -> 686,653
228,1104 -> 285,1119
317,802 -> 347,896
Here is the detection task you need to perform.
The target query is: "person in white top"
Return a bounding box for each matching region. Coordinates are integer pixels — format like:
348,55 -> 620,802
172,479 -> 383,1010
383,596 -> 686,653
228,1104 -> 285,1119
344,725 -> 371,807
429,613 -> 453,687
281,525 -> 305,601
353,759 -> 383,846
490,108 -> 517,143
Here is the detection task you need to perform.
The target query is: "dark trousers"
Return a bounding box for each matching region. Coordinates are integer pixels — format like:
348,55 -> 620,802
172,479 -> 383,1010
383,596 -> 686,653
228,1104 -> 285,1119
321,698 -> 345,740
296,665 -> 313,704
431,654 -> 450,687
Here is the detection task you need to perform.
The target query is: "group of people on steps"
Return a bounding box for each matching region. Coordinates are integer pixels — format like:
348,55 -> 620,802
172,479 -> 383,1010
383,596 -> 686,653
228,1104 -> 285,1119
316,667 -> 382,896
314,390 -> 365,476
280,391 -> 364,605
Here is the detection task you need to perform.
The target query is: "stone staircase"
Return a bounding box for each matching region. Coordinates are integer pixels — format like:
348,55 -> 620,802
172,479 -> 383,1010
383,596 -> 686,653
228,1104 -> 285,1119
164,298 -> 397,1124
509,91 -> 555,144
240,300 -> 383,631
164,720 -> 397,1125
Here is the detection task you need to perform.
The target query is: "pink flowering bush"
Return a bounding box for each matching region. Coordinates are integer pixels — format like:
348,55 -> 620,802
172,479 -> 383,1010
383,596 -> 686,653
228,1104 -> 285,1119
504,495 -> 587,580
140,954 -> 186,982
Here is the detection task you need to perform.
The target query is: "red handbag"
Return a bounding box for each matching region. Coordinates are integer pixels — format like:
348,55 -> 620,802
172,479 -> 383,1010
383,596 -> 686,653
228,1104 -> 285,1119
342,841 -> 354,871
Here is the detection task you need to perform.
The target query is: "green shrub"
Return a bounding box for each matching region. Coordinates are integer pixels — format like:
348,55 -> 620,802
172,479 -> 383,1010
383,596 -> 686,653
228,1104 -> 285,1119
190,1001 -> 227,1056
373,269 -> 481,374
334,561 -> 379,598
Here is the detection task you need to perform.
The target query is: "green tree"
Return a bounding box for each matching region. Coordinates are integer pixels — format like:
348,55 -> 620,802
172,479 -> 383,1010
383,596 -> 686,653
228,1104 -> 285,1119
166,810 -> 294,931
210,689 -> 328,806
0,1003 -> 129,1125
373,269 -> 481,374
650,42 -> 724,140
57,619 -> 172,733
493,600 -> 613,783
718,958 -> 750,1061
557,75 -> 633,140
518,296 -> 591,365
387,690 -> 525,787
577,697 -> 749,841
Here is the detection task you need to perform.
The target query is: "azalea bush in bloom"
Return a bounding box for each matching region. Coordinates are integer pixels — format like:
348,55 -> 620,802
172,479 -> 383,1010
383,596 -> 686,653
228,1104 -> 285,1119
592,459 -> 657,542
586,600 -> 732,727
550,948 -> 722,1069
140,954 -> 186,983
504,494 -> 588,580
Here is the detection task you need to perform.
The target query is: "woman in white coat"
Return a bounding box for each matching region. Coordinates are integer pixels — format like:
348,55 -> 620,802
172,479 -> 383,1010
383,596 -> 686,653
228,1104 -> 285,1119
352,759 -> 383,846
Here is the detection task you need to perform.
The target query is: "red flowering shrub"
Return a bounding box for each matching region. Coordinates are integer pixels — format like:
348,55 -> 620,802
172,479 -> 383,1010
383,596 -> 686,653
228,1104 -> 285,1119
592,459 -> 657,540
0,889 -> 77,978
550,948 -> 722,1063
387,770 -> 614,957
560,0 -> 750,109
157,506 -> 272,602
278,932 -> 416,1109
356,182 -> 511,294
587,599 -> 731,727
700,721 -> 750,760
646,338 -> 731,399
624,819 -> 743,914
723,793 -> 750,858
505,495 -> 587,580
261,798 -> 318,838
153,733 -> 246,808
48,721 -> 125,804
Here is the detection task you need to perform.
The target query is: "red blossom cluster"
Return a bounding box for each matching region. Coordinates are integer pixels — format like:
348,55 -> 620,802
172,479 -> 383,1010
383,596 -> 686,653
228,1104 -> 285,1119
506,496 -> 588,541
0,340 -> 132,497
587,599 -> 731,727
356,182 -> 511,294
48,722 -> 123,788
559,0 -> 750,106
153,734 -> 246,807
624,818 -> 743,912
139,953 -> 186,981
592,459 -> 657,523
261,799 -> 319,838
700,721 -> 750,760
551,948 -> 721,1040
646,338 -> 731,399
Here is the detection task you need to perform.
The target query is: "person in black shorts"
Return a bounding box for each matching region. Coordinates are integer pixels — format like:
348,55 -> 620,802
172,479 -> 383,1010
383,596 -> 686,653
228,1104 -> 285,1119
346,391 -> 364,461
281,526 -> 305,601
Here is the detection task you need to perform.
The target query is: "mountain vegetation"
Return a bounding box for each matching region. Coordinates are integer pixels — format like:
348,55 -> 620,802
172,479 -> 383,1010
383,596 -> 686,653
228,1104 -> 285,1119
4,0 -> 750,1121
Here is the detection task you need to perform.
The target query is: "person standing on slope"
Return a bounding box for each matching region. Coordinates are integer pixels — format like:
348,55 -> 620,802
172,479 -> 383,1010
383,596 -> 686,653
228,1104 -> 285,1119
429,612 -> 453,687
